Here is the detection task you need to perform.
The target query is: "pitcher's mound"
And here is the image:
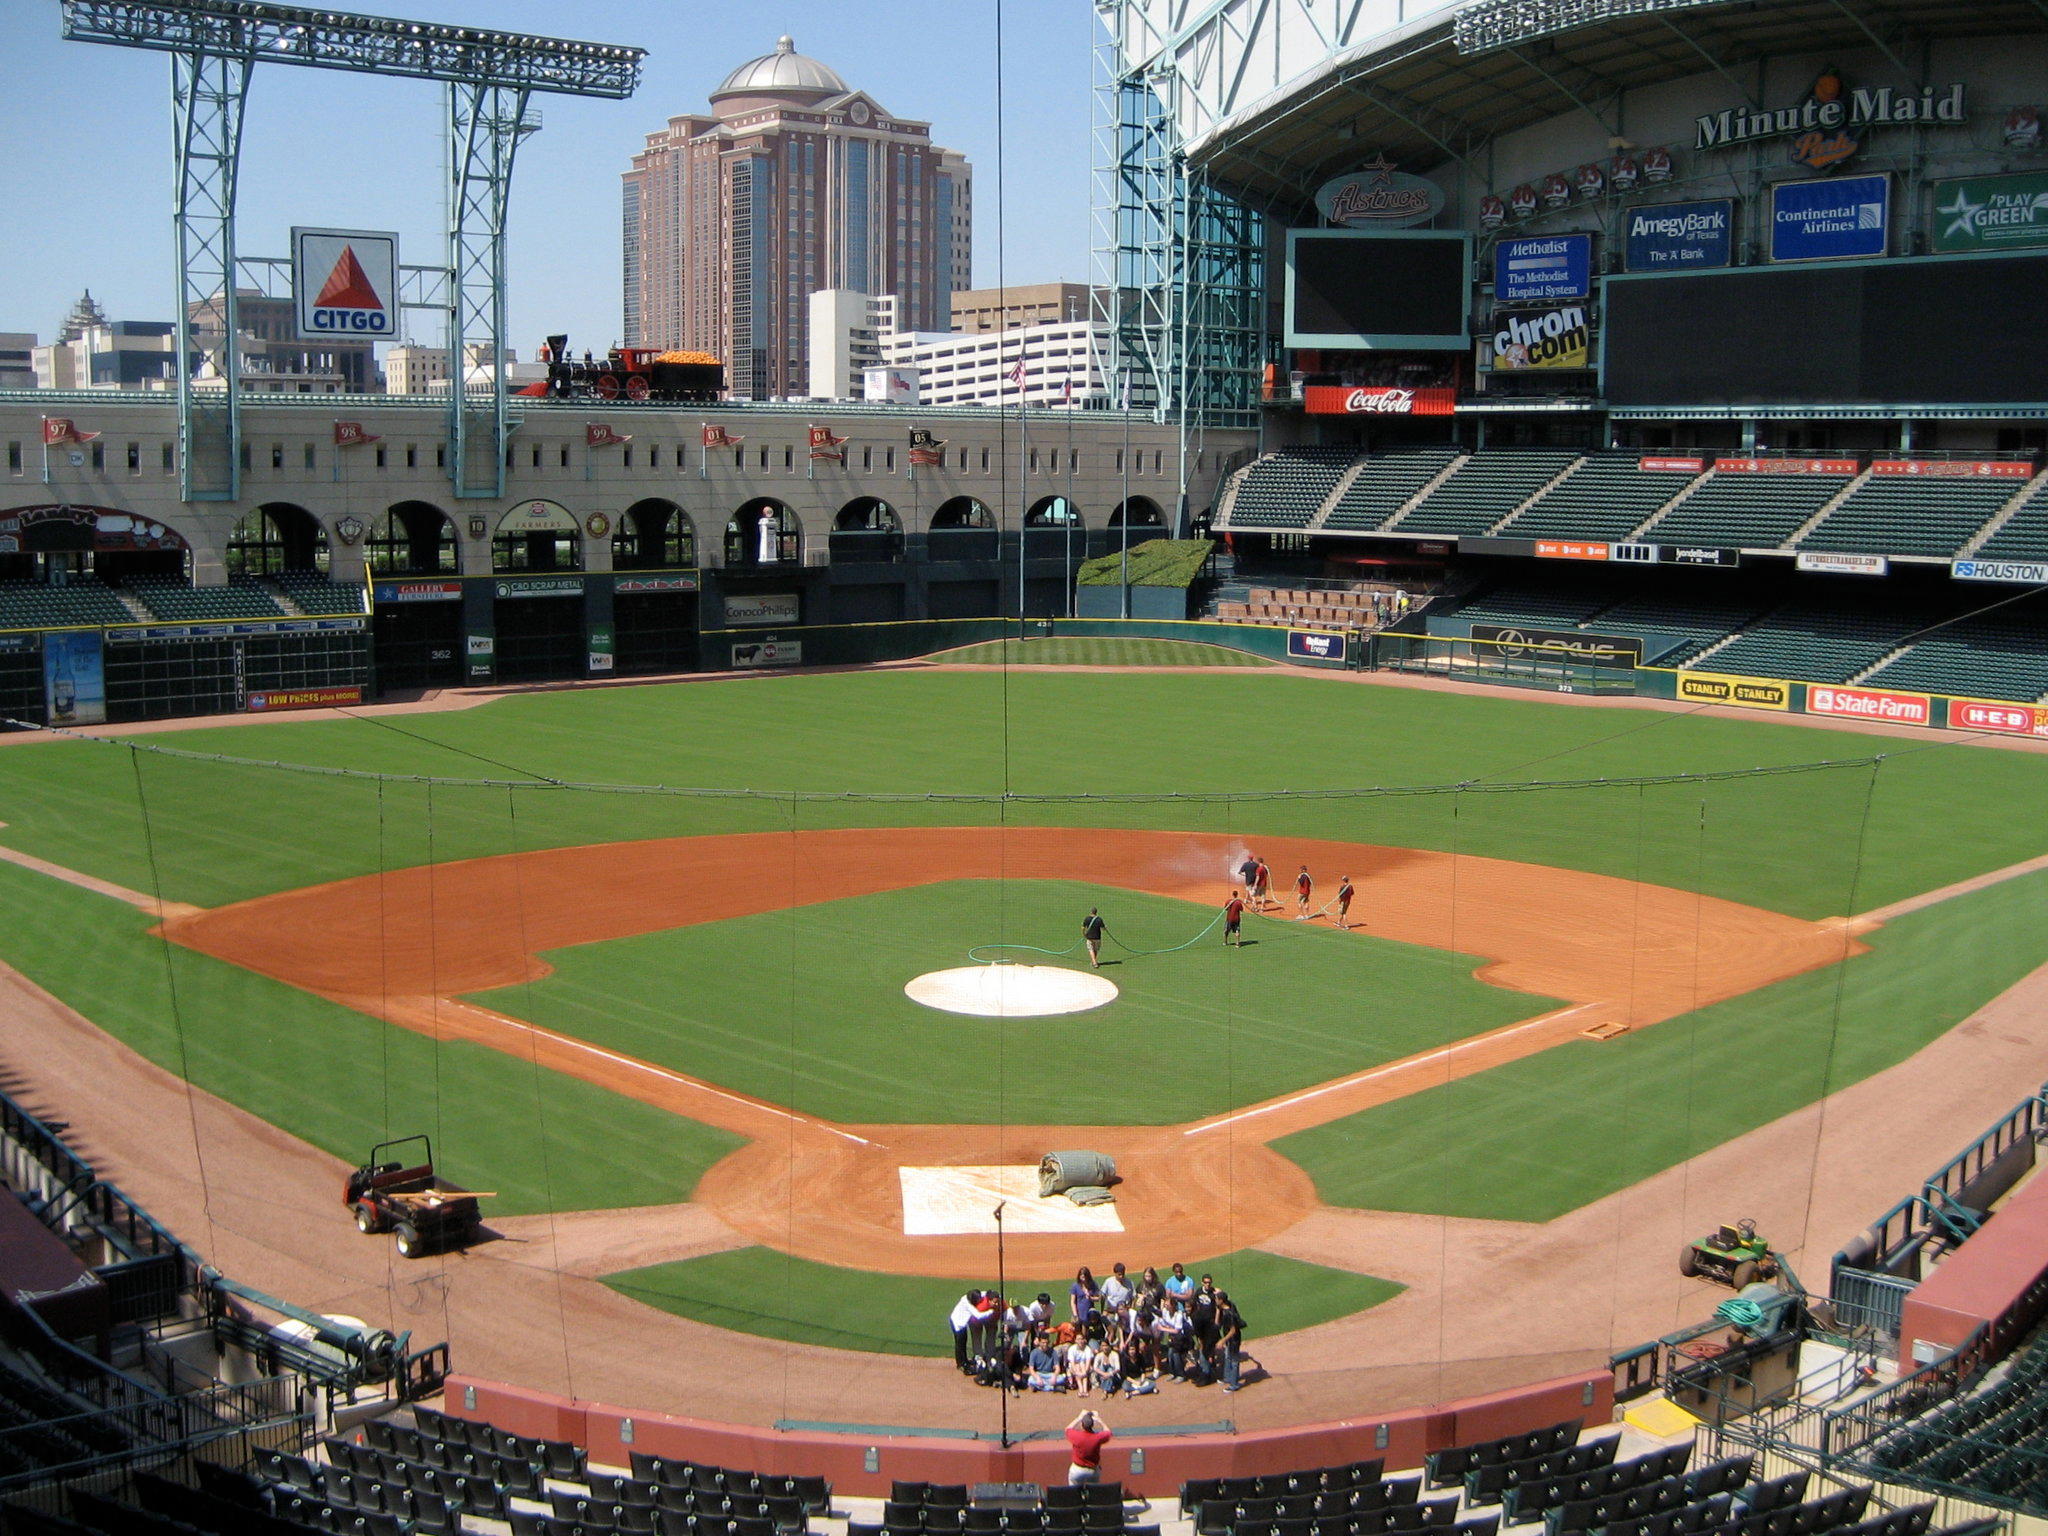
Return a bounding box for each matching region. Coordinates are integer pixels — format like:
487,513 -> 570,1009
905,964 -> 1117,1017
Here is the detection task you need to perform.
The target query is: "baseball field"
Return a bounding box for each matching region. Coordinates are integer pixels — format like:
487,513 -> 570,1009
4,652 -> 2048,1421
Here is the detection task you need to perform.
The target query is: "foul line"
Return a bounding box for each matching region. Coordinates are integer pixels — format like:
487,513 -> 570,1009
0,834 -> 204,919
436,999 -> 877,1148
1853,849 -> 2048,927
1182,1002 -> 1602,1137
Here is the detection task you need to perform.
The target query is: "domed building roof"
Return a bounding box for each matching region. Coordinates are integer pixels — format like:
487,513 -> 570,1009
711,36 -> 849,103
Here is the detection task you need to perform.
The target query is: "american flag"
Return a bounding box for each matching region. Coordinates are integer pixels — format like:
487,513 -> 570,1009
1007,354 -> 1028,390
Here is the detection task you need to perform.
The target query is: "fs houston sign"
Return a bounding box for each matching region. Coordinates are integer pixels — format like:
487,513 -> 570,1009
293,227 -> 398,340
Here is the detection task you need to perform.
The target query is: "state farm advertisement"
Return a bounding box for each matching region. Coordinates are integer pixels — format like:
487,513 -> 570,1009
1302,386 -> 1456,416
1807,684 -> 1931,727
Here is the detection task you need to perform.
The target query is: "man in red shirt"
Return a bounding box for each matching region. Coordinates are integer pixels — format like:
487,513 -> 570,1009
1065,1409 -> 1112,1485
1294,865 -> 1313,918
1223,890 -> 1245,947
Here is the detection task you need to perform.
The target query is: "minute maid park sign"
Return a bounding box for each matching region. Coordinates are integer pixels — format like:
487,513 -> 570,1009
1696,78 -> 1964,151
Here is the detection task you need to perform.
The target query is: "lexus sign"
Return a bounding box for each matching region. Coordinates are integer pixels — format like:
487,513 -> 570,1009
1302,385 -> 1457,416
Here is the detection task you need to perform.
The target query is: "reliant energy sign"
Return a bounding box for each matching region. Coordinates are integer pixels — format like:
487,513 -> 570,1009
293,227 -> 399,340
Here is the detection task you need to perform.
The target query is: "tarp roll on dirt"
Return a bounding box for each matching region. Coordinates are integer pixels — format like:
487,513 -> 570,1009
1040,1150 -> 1116,1197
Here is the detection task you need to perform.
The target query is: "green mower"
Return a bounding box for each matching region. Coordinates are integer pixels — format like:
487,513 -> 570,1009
1680,1218 -> 1778,1289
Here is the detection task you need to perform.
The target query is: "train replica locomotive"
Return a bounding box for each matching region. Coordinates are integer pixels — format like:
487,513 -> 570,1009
518,334 -> 725,402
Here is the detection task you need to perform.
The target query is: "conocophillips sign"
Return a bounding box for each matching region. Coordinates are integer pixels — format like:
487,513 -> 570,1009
1489,305 -> 1590,371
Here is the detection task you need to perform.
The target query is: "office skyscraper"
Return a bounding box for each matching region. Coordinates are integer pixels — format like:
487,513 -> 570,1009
622,36 -> 972,401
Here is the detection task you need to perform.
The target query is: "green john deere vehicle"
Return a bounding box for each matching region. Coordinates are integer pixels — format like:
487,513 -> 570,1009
1680,1218 -> 1778,1289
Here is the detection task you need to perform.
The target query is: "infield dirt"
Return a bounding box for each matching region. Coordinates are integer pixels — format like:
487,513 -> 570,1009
158,826 -> 1859,1274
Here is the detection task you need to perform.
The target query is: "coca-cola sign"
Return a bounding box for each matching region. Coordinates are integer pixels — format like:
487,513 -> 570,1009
1302,385 -> 1457,416
1314,158 -> 1446,229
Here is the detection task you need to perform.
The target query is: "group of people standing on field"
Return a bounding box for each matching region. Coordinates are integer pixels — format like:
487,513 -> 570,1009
949,1261 -> 1251,1396
1223,853 -> 1355,946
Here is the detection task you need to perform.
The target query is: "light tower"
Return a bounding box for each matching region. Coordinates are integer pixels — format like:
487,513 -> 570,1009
59,0 -> 646,503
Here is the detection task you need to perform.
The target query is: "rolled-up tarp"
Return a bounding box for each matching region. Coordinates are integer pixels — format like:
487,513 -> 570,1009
1040,1150 -> 1117,1198
1065,1185 -> 1115,1207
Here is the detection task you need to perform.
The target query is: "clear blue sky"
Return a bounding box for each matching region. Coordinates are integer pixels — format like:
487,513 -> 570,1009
0,0 -> 1098,357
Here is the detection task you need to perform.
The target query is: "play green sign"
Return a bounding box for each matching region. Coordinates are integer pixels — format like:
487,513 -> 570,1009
1933,171 -> 2048,252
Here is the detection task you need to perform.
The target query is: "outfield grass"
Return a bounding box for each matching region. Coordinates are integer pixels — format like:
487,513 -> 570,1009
602,1246 -> 1402,1355
0,672 -> 2040,918
0,860 -> 743,1216
937,638 -> 1275,667
466,879 -> 1554,1125
1276,867 -> 2048,1223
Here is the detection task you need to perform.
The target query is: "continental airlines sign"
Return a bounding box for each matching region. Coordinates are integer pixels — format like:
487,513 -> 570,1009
1696,83 -> 1965,151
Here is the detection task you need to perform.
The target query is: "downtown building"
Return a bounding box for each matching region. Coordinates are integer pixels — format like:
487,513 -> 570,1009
622,36 -> 972,402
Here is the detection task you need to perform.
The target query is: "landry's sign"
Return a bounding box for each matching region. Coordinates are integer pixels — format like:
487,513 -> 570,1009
1872,459 -> 2033,479
1696,78 -> 1965,153
1490,305 -> 1589,371
1301,385 -> 1456,417
1314,158 -> 1444,229
1714,457 -> 1858,475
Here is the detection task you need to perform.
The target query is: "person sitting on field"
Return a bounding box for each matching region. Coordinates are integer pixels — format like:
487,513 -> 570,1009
1091,1336 -> 1123,1397
1028,1331 -> 1066,1392
1154,1296 -> 1194,1377
1066,1335 -> 1095,1394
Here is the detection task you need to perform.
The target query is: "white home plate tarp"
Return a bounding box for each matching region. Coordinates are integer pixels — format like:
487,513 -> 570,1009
898,1165 -> 1126,1235
904,964 -> 1117,1018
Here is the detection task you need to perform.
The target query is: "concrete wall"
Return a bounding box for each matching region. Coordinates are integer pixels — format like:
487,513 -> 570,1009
0,397 -> 1251,587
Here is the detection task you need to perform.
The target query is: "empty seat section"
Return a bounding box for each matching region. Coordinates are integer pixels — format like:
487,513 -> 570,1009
1798,475 -> 2016,558
1452,583 -> 1613,628
1703,603 -> 1938,684
0,579 -> 133,630
1863,614 -> 2048,702
1323,450 -> 1460,531
1648,472 -> 1853,551
1398,451 -> 1577,535
1227,449 -> 1357,529
1973,478 -> 2048,562
1590,595 -> 1765,668
273,572 -> 369,614
126,574 -> 286,621
1498,457 -> 1699,542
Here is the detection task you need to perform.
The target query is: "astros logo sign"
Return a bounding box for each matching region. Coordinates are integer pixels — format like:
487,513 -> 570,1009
292,226 -> 399,342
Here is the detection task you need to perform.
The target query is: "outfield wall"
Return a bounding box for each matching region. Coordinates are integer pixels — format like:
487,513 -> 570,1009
448,1370 -> 1610,1496
702,615 -> 1355,671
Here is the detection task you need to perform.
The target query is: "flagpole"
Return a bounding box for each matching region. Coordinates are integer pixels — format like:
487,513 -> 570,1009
993,1200 -> 1010,1448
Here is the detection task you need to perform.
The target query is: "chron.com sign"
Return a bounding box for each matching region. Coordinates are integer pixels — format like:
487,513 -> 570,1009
1490,305 -> 1589,371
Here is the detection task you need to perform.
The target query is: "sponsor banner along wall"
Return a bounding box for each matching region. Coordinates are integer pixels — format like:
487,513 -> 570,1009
1301,385 -> 1456,416
1952,700 -> 2048,738
1714,457 -> 1860,474
1770,174 -> 1890,262
1494,234 -> 1592,303
726,593 -> 802,627
1953,559 -> 2048,584
1470,623 -> 1641,665
1286,630 -> 1348,663
1807,684 -> 1932,727
1488,305 -> 1590,371
1933,171 -> 2048,255
732,640 -> 802,668
1624,199 -> 1734,271
1797,552 -> 1889,576
1676,670 -> 1792,710
247,685 -> 365,713
1871,459 -> 2034,478
1640,457 -> 1705,473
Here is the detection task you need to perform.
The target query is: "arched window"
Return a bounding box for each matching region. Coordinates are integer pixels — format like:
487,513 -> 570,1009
367,502 -> 457,575
725,499 -> 800,567
930,497 -> 994,530
1024,496 -> 1083,527
834,497 -> 901,533
615,499 -> 696,569
228,504 -> 328,575
493,501 -> 582,572
1108,497 -> 1166,529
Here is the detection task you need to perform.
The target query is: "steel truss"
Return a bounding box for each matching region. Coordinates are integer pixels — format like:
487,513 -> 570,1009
1093,12 -> 1264,464
60,0 -> 643,503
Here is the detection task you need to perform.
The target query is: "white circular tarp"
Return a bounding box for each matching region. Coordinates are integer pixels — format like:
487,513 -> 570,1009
905,963 -> 1117,1018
